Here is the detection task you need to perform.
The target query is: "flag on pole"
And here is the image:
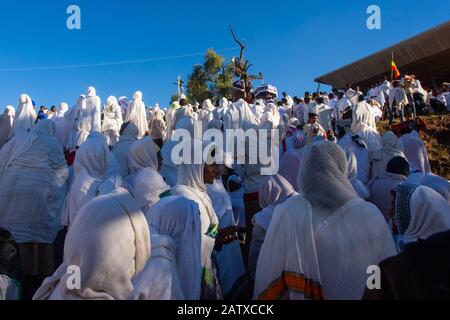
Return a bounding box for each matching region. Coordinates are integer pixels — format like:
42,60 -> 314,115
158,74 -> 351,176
391,60 -> 400,79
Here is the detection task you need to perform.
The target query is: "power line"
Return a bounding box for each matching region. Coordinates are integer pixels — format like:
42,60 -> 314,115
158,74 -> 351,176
0,47 -> 240,72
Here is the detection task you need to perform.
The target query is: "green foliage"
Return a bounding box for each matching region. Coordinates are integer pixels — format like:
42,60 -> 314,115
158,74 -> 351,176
186,49 -> 233,104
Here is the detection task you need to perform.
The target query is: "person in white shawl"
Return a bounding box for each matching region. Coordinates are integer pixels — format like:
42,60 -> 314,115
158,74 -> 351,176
213,97 -> 230,121
126,137 -> 170,213
351,96 -> 381,154
172,141 -> 239,299
400,129 -> 431,174
0,120 -> 68,280
198,99 -> 215,133
63,95 -> 85,151
34,188 -> 151,300
249,175 -> 297,280
338,133 -> 370,184
371,132 -> 406,178
9,94 -> 37,138
81,87 -> 101,133
131,196 -> 201,300
102,96 -> 123,147
112,122 -> 140,178
51,103 -> 69,146
160,116 -> 198,187
391,183 -> 450,252
207,178 -> 245,296
0,106 -> 15,149
420,174 -> 450,204
118,97 -> 129,120
61,135 -> 115,226
346,150 -> 370,200
124,91 -> 149,139
254,141 -> 396,300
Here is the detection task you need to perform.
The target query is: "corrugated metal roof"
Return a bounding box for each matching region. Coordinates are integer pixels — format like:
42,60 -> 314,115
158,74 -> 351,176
315,21 -> 450,89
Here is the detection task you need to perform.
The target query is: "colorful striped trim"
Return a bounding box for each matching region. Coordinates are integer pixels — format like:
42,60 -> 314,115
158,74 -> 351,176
258,271 -> 324,300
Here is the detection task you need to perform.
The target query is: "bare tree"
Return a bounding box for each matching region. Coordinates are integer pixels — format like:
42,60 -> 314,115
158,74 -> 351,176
230,25 -> 263,99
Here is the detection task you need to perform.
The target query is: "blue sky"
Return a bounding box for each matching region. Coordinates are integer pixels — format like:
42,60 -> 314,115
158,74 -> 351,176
0,0 -> 448,111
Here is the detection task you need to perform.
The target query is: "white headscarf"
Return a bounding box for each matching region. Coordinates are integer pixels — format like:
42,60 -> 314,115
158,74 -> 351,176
346,150 -> 370,200
124,91 -> 149,139
83,87 -> 101,133
111,122 -> 140,178
299,142 -> 358,211
420,174 -> 450,204
0,106 -> 15,148
10,94 -> 36,137
394,183 -> 450,251
142,196 -> 202,300
126,137 -> 169,212
172,142 -> 219,274
34,188 -> 151,300
371,132 -> 406,177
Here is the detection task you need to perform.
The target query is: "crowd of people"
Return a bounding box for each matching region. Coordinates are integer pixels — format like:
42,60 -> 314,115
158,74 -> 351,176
0,75 -> 449,301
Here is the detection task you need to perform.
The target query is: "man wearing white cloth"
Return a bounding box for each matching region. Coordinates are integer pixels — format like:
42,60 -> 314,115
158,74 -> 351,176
124,91 -> 149,139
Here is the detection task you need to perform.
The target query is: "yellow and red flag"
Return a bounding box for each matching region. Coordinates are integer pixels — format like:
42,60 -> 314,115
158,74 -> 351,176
391,60 -> 401,79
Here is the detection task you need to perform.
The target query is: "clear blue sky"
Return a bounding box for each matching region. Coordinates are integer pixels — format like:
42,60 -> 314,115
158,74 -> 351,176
0,0 -> 448,111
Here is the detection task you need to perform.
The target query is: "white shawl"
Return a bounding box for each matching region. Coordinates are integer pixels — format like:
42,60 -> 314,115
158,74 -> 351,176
34,188 -> 151,300
10,94 -> 36,137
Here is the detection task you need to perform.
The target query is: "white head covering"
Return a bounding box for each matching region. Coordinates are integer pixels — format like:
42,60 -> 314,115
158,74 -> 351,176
259,174 -> 295,209
4,105 -> 15,117
202,99 -> 215,111
144,196 -> 202,300
74,133 -> 110,179
126,137 -> 168,211
87,86 -> 97,97
394,183 -> 450,251
124,91 -> 148,138
10,94 -> 36,137
34,188 -> 151,300
346,150 -> 370,199
420,174 -> 450,204
298,141 -> 358,211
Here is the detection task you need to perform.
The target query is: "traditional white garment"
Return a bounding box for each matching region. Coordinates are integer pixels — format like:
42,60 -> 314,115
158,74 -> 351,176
126,137 -> 169,213
160,117 -> 196,187
346,151 -> 370,200
125,91 -> 149,139
102,96 -> 123,147
207,180 -> 245,295
389,87 -> 408,111
279,147 -> 306,192
312,103 -> 332,131
224,99 -> 258,131
371,132 -> 406,178
61,135 -> 112,226
0,106 -> 15,149
368,173 -> 407,222
111,122 -> 139,178
0,121 -> 68,244
118,97 -> 129,120
198,100 -> 214,133
148,108 -> 166,140
51,103 -> 69,146
132,196 -> 202,300
63,95 -> 85,150
420,174 -> 450,204
249,175 -> 296,279
81,87 -> 102,133
351,101 -> 381,154
338,133 -> 370,184
34,188 -> 151,300
226,175 -> 246,229
10,94 -> 37,137
255,142 -> 397,300
66,117 -> 91,152
336,96 -> 352,121
171,142 -> 219,288
400,132 -> 431,174
0,275 -> 20,300
393,183 -> 450,252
